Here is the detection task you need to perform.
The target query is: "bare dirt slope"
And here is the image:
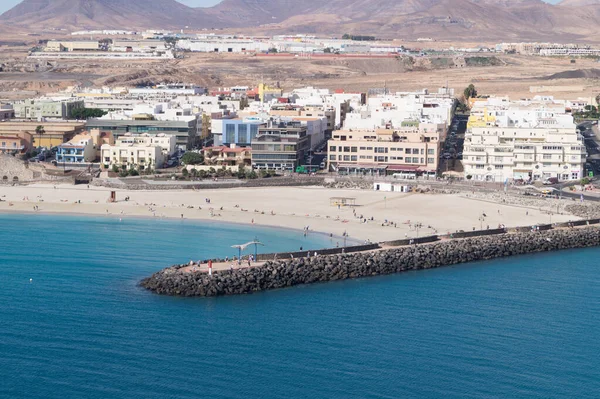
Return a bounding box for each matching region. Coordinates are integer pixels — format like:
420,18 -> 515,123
0,51 -> 598,101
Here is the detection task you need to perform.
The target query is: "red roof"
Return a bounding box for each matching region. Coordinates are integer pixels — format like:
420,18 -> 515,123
204,146 -> 249,153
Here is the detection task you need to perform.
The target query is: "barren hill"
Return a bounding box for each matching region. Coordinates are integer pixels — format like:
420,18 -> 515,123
0,0 -> 218,30
1,0 -> 600,42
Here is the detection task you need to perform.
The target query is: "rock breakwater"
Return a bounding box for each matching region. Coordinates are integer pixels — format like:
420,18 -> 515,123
140,226 -> 600,297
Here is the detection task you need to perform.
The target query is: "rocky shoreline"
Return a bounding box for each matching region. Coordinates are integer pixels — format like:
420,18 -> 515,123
140,224 -> 600,297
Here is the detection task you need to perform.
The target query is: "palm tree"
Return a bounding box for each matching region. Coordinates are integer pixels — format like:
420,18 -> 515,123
35,125 -> 45,149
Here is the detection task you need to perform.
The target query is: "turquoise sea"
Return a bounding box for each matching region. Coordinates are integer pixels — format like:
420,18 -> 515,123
0,214 -> 599,398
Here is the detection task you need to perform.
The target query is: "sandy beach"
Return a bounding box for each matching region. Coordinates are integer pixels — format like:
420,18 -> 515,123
0,183 -> 578,243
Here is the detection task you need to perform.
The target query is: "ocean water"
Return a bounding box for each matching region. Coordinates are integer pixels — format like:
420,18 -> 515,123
0,214 -> 599,399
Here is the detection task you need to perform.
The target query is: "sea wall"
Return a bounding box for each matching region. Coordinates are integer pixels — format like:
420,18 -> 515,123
140,226 -> 600,297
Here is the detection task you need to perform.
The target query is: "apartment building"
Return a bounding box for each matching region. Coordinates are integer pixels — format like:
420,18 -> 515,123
343,90 -> 454,131
463,99 -> 586,182
87,117 -> 199,150
100,136 -> 172,170
251,121 -> 309,170
116,133 -> 176,157
0,132 -> 32,154
56,134 -> 97,163
0,105 -> 14,120
13,98 -> 85,119
0,121 -> 86,148
327,124 -> 444,177
211,118 -> 264,147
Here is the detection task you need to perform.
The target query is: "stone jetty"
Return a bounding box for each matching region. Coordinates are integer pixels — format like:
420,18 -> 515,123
140,224 -> 600,297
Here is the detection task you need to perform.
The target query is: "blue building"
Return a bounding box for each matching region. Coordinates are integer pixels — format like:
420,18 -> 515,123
212,118 -> 264,147
55,134 -> 95,163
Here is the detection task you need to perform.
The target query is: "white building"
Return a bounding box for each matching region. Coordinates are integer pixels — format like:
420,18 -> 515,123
463,98 -> 586,182
116,133 -> 176,157
101,140 -> 167,170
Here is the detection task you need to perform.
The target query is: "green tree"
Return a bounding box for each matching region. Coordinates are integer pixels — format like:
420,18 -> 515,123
268,47 -> 278,53
180,152 -> 204,165
129,168 -> 139,177
246,170 -> 258,179
111,165 -> 119,173
464,84 -> 477,100
181,168 -> 189,178
71,108 -> 108,120
35,125 -> 45,148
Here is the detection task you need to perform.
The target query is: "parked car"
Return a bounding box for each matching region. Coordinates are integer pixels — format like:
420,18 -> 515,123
543,177 -> 559,185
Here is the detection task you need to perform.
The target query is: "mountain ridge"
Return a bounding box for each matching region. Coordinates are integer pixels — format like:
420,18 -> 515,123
1,0 -> 599,42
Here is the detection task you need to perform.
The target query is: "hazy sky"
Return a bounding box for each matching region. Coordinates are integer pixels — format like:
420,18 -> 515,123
0,0 -> 563,15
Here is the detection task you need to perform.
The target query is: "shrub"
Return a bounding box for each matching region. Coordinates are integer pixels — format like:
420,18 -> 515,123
246,170 -> 258,179
181,152 -> 204,165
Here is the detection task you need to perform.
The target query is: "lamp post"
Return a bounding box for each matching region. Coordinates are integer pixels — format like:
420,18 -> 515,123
479,213 -> 485,230
415,222 -> 423,238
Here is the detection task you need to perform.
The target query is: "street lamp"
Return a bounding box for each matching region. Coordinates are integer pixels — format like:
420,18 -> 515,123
414,222 -> 423,238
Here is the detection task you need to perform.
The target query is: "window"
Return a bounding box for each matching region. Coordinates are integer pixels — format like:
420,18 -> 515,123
250,125 -> 259,139
225,124 -> 236,144
543,162 -> 551,167
476,165 -> 485,169
351,147 -> 357,153
427,157 -> 434,164
238,124 -> 248,144
495,157 -> 503,162
350,155 -> 357,161
375,156 -> 387,162
543,154 -> 552,160
343,147 -> 350,152
343,155 -> 350,161
330,146 -> 336,152
374,147 -> 388,153
329,155 -> 335,160
359,147 -> 366,150
420,149 -> 424,155
427,149 -> 434,155
412,157 -> 419,163
495,165 -> 504,169
412,149 -> 419,154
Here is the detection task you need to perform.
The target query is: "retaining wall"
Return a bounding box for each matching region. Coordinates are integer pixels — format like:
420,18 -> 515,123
140,226 -> 600,297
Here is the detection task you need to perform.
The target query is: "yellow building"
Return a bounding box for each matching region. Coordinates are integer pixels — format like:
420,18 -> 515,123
0,121 -> 86,148
258,83 -> 283,102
